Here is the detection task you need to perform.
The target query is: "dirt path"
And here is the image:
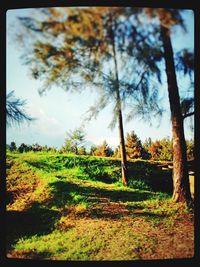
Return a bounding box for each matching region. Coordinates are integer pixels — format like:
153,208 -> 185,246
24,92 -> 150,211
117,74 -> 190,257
55,195 -> 194,260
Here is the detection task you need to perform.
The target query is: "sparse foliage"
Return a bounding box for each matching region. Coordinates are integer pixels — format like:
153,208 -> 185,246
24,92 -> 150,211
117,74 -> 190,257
6,90 -> 34,126
141,8 -> 193,205
64,128 -> 86,155
16,7 -> 165,185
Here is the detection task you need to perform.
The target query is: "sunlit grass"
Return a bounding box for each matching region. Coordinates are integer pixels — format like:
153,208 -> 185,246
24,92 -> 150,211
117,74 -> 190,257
6,151 -> 194,260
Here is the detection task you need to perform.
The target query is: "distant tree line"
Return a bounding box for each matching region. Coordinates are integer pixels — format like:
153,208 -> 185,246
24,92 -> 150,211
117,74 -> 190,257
7,142 -> 57,153
113,131 -> 194,162
7,130 -> 194,162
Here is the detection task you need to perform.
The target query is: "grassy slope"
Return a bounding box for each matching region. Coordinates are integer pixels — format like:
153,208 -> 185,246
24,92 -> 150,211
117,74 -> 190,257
6,151 -> 194,260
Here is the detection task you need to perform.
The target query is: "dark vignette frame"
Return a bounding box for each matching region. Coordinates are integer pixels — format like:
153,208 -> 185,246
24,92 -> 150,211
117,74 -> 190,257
0,1 -> 199,267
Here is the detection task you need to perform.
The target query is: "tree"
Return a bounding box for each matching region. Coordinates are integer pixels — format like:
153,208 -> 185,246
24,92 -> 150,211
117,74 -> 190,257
62,7 -> 130,184
9,141 -> 17,152
93,140 -> 113,157
15,8 -> 129,184
143,137 -> 152,150
143,8 -> 193,204
90,145 -> 97,156
15,7 -> 168,185
186,139 -> 194,161
78,146 -> 87,155
6,90 -> 34,126
125,131 -> 145,159
159,138 -> 173,161
113,146 -> 121,158
42,145 -> 49,152
147,138 -> 173,161
142,138 -> 152,160
148,140 -> 162,161
64,128 -> 85,155
18,143 -> 29,153
32,143 -> 42,152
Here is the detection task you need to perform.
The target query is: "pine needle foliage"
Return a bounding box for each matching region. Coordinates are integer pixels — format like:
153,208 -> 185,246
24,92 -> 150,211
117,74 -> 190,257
6,90 -> 34,126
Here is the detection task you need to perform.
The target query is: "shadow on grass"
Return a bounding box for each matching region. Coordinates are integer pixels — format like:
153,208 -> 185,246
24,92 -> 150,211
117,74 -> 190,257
48,180 -> 155,208
88,207 -> 169,220
6,202 -> 61,251
24,160 -> 61,172
25,156 -> 173,193
47,180 -> 172,221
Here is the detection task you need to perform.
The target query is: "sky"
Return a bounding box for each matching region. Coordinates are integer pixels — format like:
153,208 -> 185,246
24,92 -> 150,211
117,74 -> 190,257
6,8 -> 194,150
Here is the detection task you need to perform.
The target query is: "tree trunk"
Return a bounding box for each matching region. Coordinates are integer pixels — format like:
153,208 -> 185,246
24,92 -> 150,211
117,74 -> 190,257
117,92 -> 128,185
161,25 -> 193,205
111,15 -> 128,185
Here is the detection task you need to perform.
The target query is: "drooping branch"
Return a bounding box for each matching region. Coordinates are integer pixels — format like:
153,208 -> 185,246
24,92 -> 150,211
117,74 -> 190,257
183,111 -> 194,120
6,90 -> 35,126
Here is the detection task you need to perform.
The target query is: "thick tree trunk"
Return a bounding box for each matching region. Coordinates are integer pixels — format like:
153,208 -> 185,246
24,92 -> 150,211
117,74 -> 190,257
161,25 -> 193,205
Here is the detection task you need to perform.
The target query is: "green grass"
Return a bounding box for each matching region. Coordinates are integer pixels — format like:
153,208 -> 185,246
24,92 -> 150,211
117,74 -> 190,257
6,151 -> 194,260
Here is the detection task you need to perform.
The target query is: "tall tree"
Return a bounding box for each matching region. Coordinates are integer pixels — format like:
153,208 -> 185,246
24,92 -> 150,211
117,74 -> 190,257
143,8 -> 193,204
15,8 -> 133,185
15,7 -> 163,185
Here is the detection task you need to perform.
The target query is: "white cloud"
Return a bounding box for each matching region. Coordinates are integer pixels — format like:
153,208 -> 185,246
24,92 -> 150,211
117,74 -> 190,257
87,134 -> 119,148
27,104 -> 65,137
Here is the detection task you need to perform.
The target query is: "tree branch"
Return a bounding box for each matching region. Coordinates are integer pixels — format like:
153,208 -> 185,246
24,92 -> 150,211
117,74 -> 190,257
183,111 -> 194,120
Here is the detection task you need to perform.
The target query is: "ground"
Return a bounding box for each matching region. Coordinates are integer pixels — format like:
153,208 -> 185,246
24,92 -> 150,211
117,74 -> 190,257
6,151 -> 194,260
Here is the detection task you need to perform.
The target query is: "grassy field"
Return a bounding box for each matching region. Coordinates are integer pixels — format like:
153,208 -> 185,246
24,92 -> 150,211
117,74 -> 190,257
6,151 -> 194,260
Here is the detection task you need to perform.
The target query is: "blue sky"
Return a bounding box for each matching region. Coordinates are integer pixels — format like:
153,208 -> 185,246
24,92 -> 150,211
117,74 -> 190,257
6,8 -> 194,149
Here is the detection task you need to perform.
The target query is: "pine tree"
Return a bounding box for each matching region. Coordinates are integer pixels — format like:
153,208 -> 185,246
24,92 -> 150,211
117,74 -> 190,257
113,146 -> 121,158
93,140 -> 113,157
137,8 -> 194,205
78,146 -> 87,155
9,141 -> 17,152
125,131 -> 144,159
148,140 -> 162,161
64,128 -> 85,155
159,137 -> 173,161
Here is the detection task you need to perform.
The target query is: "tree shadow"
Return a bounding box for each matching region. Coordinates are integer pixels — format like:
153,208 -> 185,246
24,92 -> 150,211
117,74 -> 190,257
48,180 -> 156,209
24,160 -> 61,172
77,159 -> 173,193
6,202 -> 61,251
47,179 -> 172,222
25,156 -> 173,193
86,207 -> 169,220
146,171 -> 173,194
